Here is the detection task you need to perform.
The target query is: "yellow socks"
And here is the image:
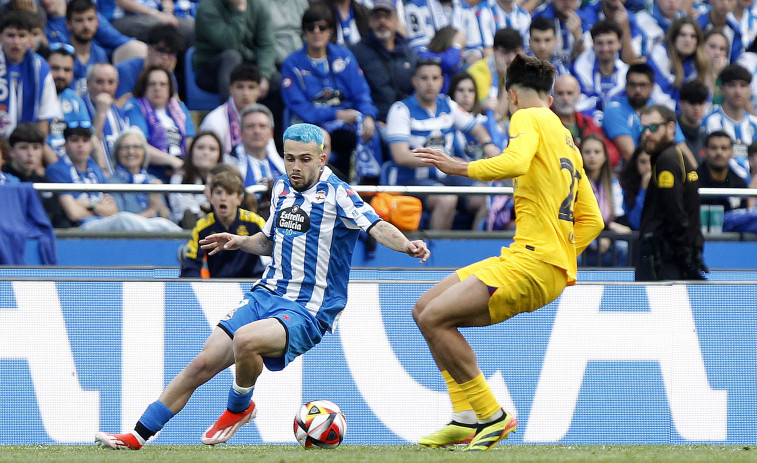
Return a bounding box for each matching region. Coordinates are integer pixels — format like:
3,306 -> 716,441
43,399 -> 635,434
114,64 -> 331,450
442,370 -> 473,414
459,373 -> 501,420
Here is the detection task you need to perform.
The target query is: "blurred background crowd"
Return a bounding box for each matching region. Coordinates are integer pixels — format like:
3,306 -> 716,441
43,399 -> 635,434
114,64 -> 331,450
1,0 -> 756,253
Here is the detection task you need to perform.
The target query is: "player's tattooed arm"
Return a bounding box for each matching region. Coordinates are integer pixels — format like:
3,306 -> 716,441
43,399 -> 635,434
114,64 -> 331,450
369,221 -> 430,263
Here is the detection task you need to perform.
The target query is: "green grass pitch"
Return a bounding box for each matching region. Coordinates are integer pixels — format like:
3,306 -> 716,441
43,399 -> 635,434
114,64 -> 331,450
0,445 -> 754,463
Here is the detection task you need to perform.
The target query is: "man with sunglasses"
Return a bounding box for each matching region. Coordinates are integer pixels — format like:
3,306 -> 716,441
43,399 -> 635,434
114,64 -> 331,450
47,42 -> 93,158
636,104 -> 706,281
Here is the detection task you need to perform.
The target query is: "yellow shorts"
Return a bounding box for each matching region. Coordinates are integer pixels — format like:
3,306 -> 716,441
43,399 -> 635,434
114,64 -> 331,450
455,247 -> 568,324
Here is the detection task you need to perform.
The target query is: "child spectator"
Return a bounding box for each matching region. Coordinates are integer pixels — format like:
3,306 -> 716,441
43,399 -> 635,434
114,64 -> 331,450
4,123 -> 72,227
180,168 -> 267,278
46,121 -> 180,230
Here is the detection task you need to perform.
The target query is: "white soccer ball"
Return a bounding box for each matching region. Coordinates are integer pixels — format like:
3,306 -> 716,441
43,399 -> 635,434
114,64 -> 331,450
293,400 -> 346,449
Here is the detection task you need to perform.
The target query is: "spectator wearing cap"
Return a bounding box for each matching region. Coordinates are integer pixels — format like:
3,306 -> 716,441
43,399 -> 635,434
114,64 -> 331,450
46,42 -> 93,158
701,64 -> 757,179
350,0 -> 418,124
115,24 -> 182,104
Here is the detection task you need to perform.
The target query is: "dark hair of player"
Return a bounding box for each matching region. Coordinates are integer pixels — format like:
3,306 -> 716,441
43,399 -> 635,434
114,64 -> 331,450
504,54 -> 556,94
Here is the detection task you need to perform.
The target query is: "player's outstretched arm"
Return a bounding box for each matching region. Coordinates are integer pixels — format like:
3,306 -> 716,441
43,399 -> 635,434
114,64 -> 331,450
369,220 -> 430,264
200,232 -> 274,256
413,148 -> 470,177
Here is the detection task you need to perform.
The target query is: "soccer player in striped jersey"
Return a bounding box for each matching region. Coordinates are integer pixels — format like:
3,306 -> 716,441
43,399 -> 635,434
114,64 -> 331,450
413,54 -> 604,451
95,123 -> 430,450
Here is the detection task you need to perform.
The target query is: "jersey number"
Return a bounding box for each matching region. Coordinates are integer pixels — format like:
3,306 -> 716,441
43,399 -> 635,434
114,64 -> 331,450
558,157 -> 581,222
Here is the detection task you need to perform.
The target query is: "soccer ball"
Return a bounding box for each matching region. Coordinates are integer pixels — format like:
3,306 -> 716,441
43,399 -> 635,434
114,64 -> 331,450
293,400 -> 346,449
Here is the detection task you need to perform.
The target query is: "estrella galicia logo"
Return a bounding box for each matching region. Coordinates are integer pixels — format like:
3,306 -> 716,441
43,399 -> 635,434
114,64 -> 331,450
277,205 -> 310,236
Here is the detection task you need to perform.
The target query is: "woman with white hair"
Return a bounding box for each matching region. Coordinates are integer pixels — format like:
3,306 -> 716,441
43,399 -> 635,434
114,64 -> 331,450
106,127 -> 181,231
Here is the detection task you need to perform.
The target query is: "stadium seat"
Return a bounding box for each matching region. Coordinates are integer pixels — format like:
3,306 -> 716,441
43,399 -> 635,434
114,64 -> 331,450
184,46 -> 221,111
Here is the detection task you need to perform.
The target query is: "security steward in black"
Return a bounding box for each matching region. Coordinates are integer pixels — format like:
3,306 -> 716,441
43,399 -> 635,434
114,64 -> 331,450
635,105 -> 707,281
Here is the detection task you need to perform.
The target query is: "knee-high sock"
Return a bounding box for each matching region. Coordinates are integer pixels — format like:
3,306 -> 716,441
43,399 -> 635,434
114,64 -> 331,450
442,370 -> 473,413
459,373 -> 501,421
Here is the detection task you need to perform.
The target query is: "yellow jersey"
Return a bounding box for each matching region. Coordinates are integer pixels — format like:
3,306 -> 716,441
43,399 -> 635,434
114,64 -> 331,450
468,107 -> 604,284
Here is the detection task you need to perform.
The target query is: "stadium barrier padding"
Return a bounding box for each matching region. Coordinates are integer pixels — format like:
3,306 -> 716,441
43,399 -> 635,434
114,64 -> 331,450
1,272 -> 755,445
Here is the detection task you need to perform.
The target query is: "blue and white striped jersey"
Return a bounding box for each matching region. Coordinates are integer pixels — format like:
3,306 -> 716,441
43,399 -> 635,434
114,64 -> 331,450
405,0 -> 484,56
701,107 -> 757,178
475,0 -> 531,48
385,94 -> 477,184
256,166 -> 381,331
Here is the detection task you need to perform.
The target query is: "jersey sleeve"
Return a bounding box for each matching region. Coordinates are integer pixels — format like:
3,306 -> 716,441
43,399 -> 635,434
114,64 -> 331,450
335,184 -> 381,231
467,110 -> 539,180
262,179 -> 284,239
385,101 -> 411,145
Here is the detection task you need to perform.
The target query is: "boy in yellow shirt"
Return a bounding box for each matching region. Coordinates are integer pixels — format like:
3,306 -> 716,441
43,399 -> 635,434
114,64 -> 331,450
413,54 -> 604,451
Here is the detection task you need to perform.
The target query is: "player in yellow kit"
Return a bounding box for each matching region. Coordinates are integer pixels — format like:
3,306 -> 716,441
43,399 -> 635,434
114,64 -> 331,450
412,54 -> 604,451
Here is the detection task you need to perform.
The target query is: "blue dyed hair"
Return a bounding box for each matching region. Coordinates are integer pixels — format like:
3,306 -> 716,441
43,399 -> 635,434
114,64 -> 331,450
283,123 -> 325,151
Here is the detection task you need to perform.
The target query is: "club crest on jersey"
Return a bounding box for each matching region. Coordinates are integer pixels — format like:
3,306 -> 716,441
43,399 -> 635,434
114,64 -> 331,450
277,205 -> 310,235
314,190 -> 327,203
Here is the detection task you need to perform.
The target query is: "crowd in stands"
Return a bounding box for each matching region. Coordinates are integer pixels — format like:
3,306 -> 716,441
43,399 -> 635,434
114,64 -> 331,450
2,0 -> 757,259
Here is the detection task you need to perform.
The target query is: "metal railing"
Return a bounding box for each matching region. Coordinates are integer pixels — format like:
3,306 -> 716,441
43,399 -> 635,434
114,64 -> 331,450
27,183 -> 757,268
30,183 -> 757,198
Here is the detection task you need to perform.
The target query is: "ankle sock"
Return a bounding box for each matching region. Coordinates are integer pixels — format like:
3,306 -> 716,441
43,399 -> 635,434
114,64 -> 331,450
136,400 -> 174,440
227,381 -> 253,413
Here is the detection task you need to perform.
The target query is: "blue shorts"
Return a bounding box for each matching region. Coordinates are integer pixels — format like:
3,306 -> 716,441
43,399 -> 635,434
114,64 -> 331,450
218,287 -> 326,371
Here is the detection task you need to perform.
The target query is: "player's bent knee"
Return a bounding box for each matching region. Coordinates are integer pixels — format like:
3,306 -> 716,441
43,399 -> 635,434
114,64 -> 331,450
184,354 -> 218,382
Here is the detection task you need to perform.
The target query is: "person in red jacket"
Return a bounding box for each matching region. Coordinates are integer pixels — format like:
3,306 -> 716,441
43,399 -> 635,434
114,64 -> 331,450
552,74 -> 621,168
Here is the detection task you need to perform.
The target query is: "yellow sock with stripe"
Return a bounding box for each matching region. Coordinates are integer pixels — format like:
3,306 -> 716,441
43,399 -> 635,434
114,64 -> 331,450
459,373 -> 501,421
442,370 -> 473,414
